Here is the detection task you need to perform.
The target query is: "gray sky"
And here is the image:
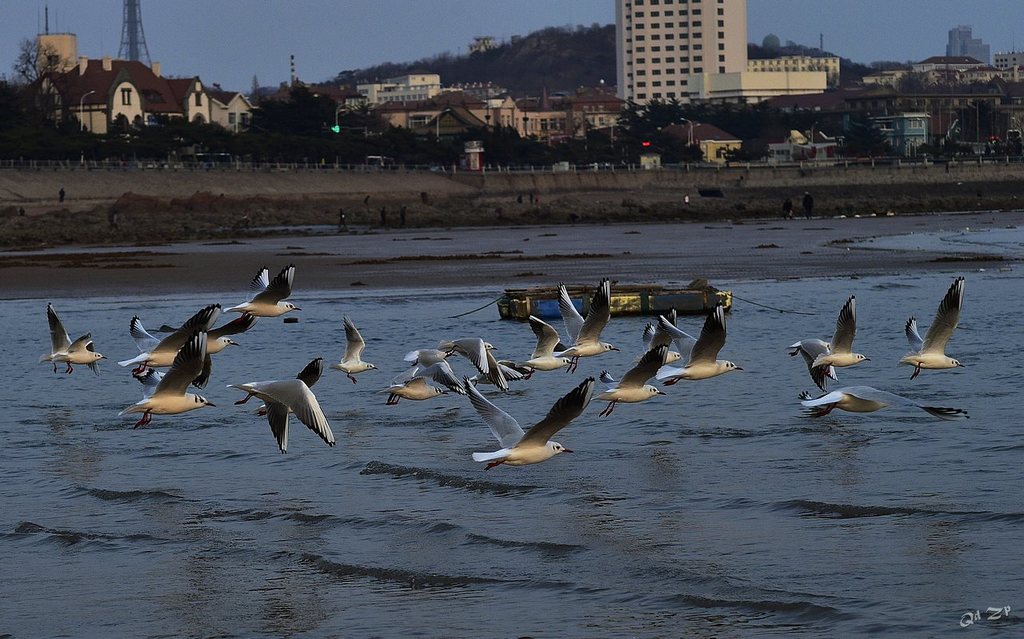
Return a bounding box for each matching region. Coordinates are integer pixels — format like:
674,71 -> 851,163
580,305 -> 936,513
2,1 -> 1020,90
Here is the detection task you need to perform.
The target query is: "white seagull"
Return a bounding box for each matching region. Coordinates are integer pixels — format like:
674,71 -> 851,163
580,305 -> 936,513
330,316 -> 377,383
255,357 -> 324,417
799,386 -> 969,420
899,276 -> 966,379
639,309 -> 691,365
119,304 -> 221,372
516,316 -> 572,376
437,338 -> 491,375
384,361 -> 466,404
41,303 -> 105,374
120,332 -> 214,428
227,264 -> 301,317
787,339 -> 838,392
656,305 -> 741,383
556,279 -> 618,373
229,362 -> 334,453
808,296 -> 869,370
467,376 -> 595,469
596,345 -> 668,417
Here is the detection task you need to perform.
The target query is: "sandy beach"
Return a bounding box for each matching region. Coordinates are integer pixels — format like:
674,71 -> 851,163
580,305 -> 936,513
2,209 -> 1018,299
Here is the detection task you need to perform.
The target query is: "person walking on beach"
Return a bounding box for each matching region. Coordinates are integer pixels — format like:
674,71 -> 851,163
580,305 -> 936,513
59,187 -> 66,203
802,192 -> 814,219
338,207 -> 347,232
379,206 -> 387,227
400,205 -> 407,227
782,198 -> 793,219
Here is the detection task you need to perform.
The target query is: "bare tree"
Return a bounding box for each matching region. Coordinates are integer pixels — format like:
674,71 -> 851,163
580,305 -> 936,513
12,38 -> 70,125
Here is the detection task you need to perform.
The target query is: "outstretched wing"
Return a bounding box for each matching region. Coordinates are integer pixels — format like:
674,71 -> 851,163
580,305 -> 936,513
129,315 -> 161,353
343,316 -> 366,362
830,296 -> 857,355
247,266 -> 270,301
520,377 -> 595,446
296,357 -> 324,388
576,279 -> 611,345
688,305 -> 727,365
465,377 -> 525,449
904,317 -> 924,352
922,277 -> 964,354
529,315 -> 562,359
253,264 -> 295,305
266,402 -> 291,453
46,303 -> 71,353
155,305 -> 222,354
208,313 -> 258,339
620,345 -> 668,388
657,315 -> 697,363
558,284 -> 585,344
154,332 -> 207,396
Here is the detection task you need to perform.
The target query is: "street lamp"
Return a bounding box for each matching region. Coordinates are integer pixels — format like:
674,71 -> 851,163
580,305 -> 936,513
79,90 -> 96,132
332,105 -> 342,133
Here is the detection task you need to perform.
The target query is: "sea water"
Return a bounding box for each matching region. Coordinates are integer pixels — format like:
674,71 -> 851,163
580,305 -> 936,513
1,265 -> 1021,636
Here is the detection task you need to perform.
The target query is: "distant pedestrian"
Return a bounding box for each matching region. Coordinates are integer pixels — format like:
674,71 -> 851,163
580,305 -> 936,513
516,194 -> 523,204
782,198 -> 793,218
379,206 -> 387,227
59,187 -> 66,203
802,192 -> 814,219
528,192 -> 535,205
339,207 -> 347,231
684,194 -> 690,207
18,207 -> 25,216
399,205 -> 407,227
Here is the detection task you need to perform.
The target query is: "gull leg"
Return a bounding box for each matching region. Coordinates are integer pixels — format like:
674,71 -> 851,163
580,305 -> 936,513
600,400 -> 617,417
386,393 -> 399,405
53,361 -> 58,374
524,369 -> 534,380
485,459 -> 506,470
910,365 -> 921,380
65,362 -> 74,374
348,374 -> 358,384
234,392 -> 255,405
133,410 -> 152,429
663,377 -> 679,386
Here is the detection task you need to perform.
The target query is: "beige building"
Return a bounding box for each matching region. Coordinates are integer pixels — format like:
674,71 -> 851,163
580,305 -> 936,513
209,89 -> 254,132
357,74 -> 442,104
747,55 -> 840,86
994,51 -> 1024,70
616,0 -> 749,104
685,70 -> 826,104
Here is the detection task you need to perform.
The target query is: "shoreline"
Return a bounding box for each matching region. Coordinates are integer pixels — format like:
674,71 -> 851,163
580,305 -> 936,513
3,210 -> 1018,301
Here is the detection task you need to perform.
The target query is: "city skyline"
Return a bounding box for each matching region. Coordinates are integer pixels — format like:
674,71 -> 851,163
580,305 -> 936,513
2,1 -> 1023,91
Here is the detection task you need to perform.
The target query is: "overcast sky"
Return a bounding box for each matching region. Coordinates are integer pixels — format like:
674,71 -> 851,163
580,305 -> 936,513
2,1 -> 1021,90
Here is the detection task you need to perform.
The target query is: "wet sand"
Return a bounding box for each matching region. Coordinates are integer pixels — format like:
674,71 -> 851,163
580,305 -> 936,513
2,210 -> 1019,300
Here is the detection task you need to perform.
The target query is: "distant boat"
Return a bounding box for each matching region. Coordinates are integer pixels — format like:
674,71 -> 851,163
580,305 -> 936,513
497,280 -> 731,321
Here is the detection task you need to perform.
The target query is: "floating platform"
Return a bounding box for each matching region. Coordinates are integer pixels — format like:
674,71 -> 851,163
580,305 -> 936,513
497,281 -> 731,321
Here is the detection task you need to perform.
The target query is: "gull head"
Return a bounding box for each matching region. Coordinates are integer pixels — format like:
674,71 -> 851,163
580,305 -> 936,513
601,342 -> 619,352
89,352 -> 106,362
952,358 -> 964,368
549,441 -> 572,455
194,394 -> 216,408
644,385 -> 666,397
283,302 -> 301,313
854,353 -> 870,363
665,351 -> 682,364
219,337 -> 240,349
560,357 -> 573,367
367,363 -> 378,370
723,360 -> 743,372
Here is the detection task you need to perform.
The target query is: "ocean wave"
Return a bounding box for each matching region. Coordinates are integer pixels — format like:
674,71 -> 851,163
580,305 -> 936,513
13,521 -> 161,546
463,532 -> 583,554
670,593 -> 852,622
299,552 -> 507,589
360,461 -> 537,495
82,487 -> 185,503
776,499 -> 1024,522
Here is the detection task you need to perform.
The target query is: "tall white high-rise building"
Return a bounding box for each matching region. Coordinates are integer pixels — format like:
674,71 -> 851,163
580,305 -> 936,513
615,0 -> 748,104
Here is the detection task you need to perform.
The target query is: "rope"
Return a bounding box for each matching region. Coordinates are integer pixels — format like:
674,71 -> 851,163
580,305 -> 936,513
449,295 -> 504,319
730,292 -> 816,315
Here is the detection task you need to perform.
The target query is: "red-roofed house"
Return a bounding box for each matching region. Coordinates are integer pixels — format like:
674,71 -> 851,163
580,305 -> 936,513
43,55 -> 213,134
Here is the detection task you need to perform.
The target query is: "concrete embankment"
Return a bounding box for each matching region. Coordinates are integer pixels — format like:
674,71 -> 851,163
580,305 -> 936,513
1,162 -> 1022,248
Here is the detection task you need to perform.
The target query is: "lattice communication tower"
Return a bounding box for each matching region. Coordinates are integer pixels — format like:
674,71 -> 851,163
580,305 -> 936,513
118,0 -> 151,65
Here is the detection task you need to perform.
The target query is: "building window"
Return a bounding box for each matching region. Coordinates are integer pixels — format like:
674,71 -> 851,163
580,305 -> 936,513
666,45 -> 675,51
121,88 -> 132,105
652,46 -> 661,51
693,8 -> 701,14
719,54 -> 725,61
666,57 -> 675,63
228,113 -> 237,125
718,43 -> 725,50
638,93 -> 647,99
694,67 -> 703,73
718,32 -> 725,39
653,81 -> 662,87
718,20 -> 724,26
653,92 -> 663,98
692,20 -> 701,26
694,55 -> 703,61
194,93 -> 201,107
652,58 -> 661,63
693,44 -> 702,50
667,92 -> 676,98
719,66 -> 726,73
666,80 -> 676,86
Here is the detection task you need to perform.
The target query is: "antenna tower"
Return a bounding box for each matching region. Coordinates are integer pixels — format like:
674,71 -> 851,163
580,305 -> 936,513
118,0 -> 151,65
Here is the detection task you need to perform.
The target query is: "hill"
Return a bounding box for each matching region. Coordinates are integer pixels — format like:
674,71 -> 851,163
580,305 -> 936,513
333,24 -> 616,94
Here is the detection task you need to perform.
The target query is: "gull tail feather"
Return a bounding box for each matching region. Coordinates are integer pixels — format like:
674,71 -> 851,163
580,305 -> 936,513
472,450 -> 510,463
117,353 -> 148,367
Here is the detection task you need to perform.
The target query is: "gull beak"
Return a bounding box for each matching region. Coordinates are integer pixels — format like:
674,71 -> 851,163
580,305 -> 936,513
206,402 -> 217,407
864,358 -> 872,362
657,390 -> 667,395
293,307 -> 302,312
735,366 -> 744,371
611,346 -> 620,352
562,448 -> 574,454
100,355 -> 107,360
957,362 -> 966,367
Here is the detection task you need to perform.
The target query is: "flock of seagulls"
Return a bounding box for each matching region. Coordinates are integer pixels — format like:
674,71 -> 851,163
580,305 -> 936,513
41,266 -> 971,466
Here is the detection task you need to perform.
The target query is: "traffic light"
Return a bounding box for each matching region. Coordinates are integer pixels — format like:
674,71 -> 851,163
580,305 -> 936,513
330,125 -> 341,134
641,140 -> 651,148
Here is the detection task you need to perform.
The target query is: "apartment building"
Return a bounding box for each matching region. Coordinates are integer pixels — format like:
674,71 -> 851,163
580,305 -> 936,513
357,74 -> 442,105
615,0 -> 748,104
747,55 -> 840,87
